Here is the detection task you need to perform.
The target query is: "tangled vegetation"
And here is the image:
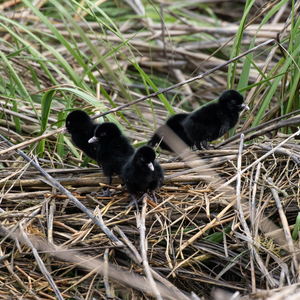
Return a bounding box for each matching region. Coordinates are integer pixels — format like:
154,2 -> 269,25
0,0 -> 300,299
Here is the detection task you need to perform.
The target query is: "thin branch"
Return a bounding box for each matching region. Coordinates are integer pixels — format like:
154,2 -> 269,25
91,39 -> 275,121
235,134 -> 276,287
137,197 -> 163,300
0,133 -> 138,262
268,177 -> 299,275
217,110 -> 300,148
19,224 -> 64,300
219,129 -> 300,189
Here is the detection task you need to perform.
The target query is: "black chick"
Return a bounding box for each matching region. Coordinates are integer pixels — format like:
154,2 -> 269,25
148,113 -> 194,151
122,145 -> 164,210
62,110 -> 99,160
88,122 -> 134,196
183,90 -> 249,150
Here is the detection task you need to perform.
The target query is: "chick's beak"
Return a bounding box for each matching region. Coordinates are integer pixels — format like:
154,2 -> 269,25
62,127 -> 68,134
241,103 -> 250,111
88,136 -> 99,143
147,162 -> 154,171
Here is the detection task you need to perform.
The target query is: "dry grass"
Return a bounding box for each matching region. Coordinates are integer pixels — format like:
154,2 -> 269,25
1,129 -> 300,299
0,0 -> 300,299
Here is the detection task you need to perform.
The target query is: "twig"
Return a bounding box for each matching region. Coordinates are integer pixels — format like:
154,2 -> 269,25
216,110 -> 300,148
0,224 -> 195,300
95,207 -> 193,299
0,41 -> 276,159
258,144 -> 300,164
18,224 -> 64,300
104,248 -> 112,299
85,272 -> 98,300
114,225 -> 189,299
235,134 -> 276,287
92,207 -> 139,261
47,199 -> 55,244
176,199 -> 236,255
251,163 -> 261,229
91,39 -> 275,121
166,211 -> 176,278
0,133 -> 139,263
137,197 -> 163,300
0,127 -> 63,156
0,173 -> 212,188
0,176 -> 123,188
114,226 -> 142,262
219,129 -> 300,189
164,156 -> 236,180
0,245 -> 41,300
167,249 -> 200,279
268,177 -> 299,277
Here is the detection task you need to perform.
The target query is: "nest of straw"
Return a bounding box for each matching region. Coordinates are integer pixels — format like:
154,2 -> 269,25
0,127 -> 300,299
0,1 -> 299,299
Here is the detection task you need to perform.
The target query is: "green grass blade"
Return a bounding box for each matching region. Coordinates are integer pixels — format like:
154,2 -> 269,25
252,43 -> 300,127
22,0 -> 91,90
36,90 -> 56,156
41,90 -> 56,132
228,0 -> 255,88
292,212 -> 300,240
9,76 -> 21,135
49,0 -> 132,102
56,111 -> 65,163
0,49 -> 40,122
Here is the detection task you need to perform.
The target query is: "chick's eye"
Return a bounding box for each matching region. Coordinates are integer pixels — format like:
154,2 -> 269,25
67,121 -> 70,126
141,157 -> 145,162
100,132 -> 106,137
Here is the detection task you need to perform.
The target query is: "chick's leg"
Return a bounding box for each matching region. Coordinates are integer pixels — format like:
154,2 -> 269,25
103,176 -> 112,196
195,141 -> 202,150
92,176 -> 112,197
202,140 -> 210,150
126,194 -> 140,211
151,190 -> 158,204
126,193 -> 152,211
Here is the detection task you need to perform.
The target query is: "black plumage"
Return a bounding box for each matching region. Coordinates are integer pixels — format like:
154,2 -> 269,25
62,110 -> 99,160
148,113 -> 194,151
122,145 -> 164,210
88,122 -> 134,196
183,90 -> 249,150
